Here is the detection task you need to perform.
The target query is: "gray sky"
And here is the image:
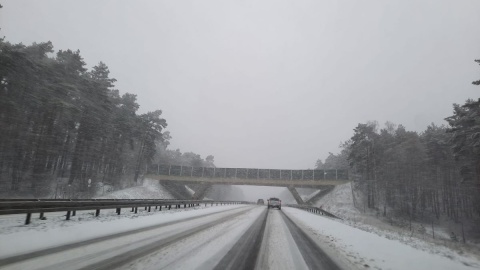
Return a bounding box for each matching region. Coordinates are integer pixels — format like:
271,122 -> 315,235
2,0 -> 479,169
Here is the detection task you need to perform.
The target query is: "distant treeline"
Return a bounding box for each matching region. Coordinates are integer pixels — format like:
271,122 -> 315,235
316,60 -> 480,223
0,39 -> 213,197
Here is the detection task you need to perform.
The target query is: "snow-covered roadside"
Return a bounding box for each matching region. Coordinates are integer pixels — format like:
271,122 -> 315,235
314,182 -> 358,218
96,178 -> 174,199
0,204 -> 249,259
284,207 -> 480,270
315,183 -> 480,256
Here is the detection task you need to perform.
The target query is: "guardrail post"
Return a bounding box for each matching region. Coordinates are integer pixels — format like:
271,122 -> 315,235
131,207 -> 134,212
184,203 -> 186,208
117,208 -> 121,215
135,207 -> 138,214
95,209 -> 100,216
159,205 -> 162,211
72,210 -> 76,217
168,205 -> 171,210
25,213 -> 32,225
39,212 -> 44,220
66,211 -> 71,220
148,206 -> 151,212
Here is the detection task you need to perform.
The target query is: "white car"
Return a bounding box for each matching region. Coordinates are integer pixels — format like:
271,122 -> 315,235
267,198 -> 281,210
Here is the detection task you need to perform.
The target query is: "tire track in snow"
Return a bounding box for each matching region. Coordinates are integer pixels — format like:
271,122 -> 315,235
75,206 -> 257,270
280,210 -> 340,270
213,208 -> 268,270
255,209 -> 309,270
0,206 -> 252,269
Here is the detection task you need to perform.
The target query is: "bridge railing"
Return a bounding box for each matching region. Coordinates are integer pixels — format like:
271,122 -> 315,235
148,164 -> 348,181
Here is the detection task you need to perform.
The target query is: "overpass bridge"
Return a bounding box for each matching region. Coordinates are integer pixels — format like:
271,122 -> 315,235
146,165 -> 349,204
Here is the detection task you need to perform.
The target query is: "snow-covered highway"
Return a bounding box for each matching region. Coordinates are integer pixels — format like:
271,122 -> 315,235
0,205 -> 342,270
0,205 -> 478,270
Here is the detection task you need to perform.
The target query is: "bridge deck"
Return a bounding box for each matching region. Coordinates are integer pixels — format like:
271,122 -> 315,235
146,165 -> 349,188
146,175 -> 349,188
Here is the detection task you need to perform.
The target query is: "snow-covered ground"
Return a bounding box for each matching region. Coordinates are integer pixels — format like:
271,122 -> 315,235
312,183 -> 480,268
313,182 -> 358,218
125,206 -> 264,270
256,210 -> 309,269
2,180 -> 480,269
0,204 -> 249,259
285,207 -> 480,270
96,178 -> 174,199
2,201 -> 479,269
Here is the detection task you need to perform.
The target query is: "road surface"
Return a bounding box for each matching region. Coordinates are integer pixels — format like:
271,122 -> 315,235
0,205 -> 343,270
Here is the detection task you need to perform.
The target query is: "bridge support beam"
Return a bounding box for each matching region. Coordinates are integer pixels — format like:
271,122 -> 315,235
192,184 -> 212,200
305,186 -> 335,205
288,186 -> 304,205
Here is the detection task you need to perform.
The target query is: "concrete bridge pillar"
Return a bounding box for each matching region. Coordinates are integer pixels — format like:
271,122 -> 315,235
287,186 -> 305,205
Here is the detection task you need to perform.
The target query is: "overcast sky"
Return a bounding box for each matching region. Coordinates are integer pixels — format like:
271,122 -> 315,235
1,0 -> 479,170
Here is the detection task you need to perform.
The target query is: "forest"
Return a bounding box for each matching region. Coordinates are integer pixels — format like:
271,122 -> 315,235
0,39 -> 213,198
317,60 -> 480,228
1,33 -> 478,218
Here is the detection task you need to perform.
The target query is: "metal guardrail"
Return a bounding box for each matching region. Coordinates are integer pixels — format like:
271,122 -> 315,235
149,164 -> 348,181
0,198 -> 188,202
0,199 -> 251,225
286,204 -> 341,219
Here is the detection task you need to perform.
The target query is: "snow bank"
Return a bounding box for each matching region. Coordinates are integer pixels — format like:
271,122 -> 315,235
96,178 -> 174,199
284,207 -> 480,270
314,182 -> 360,218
